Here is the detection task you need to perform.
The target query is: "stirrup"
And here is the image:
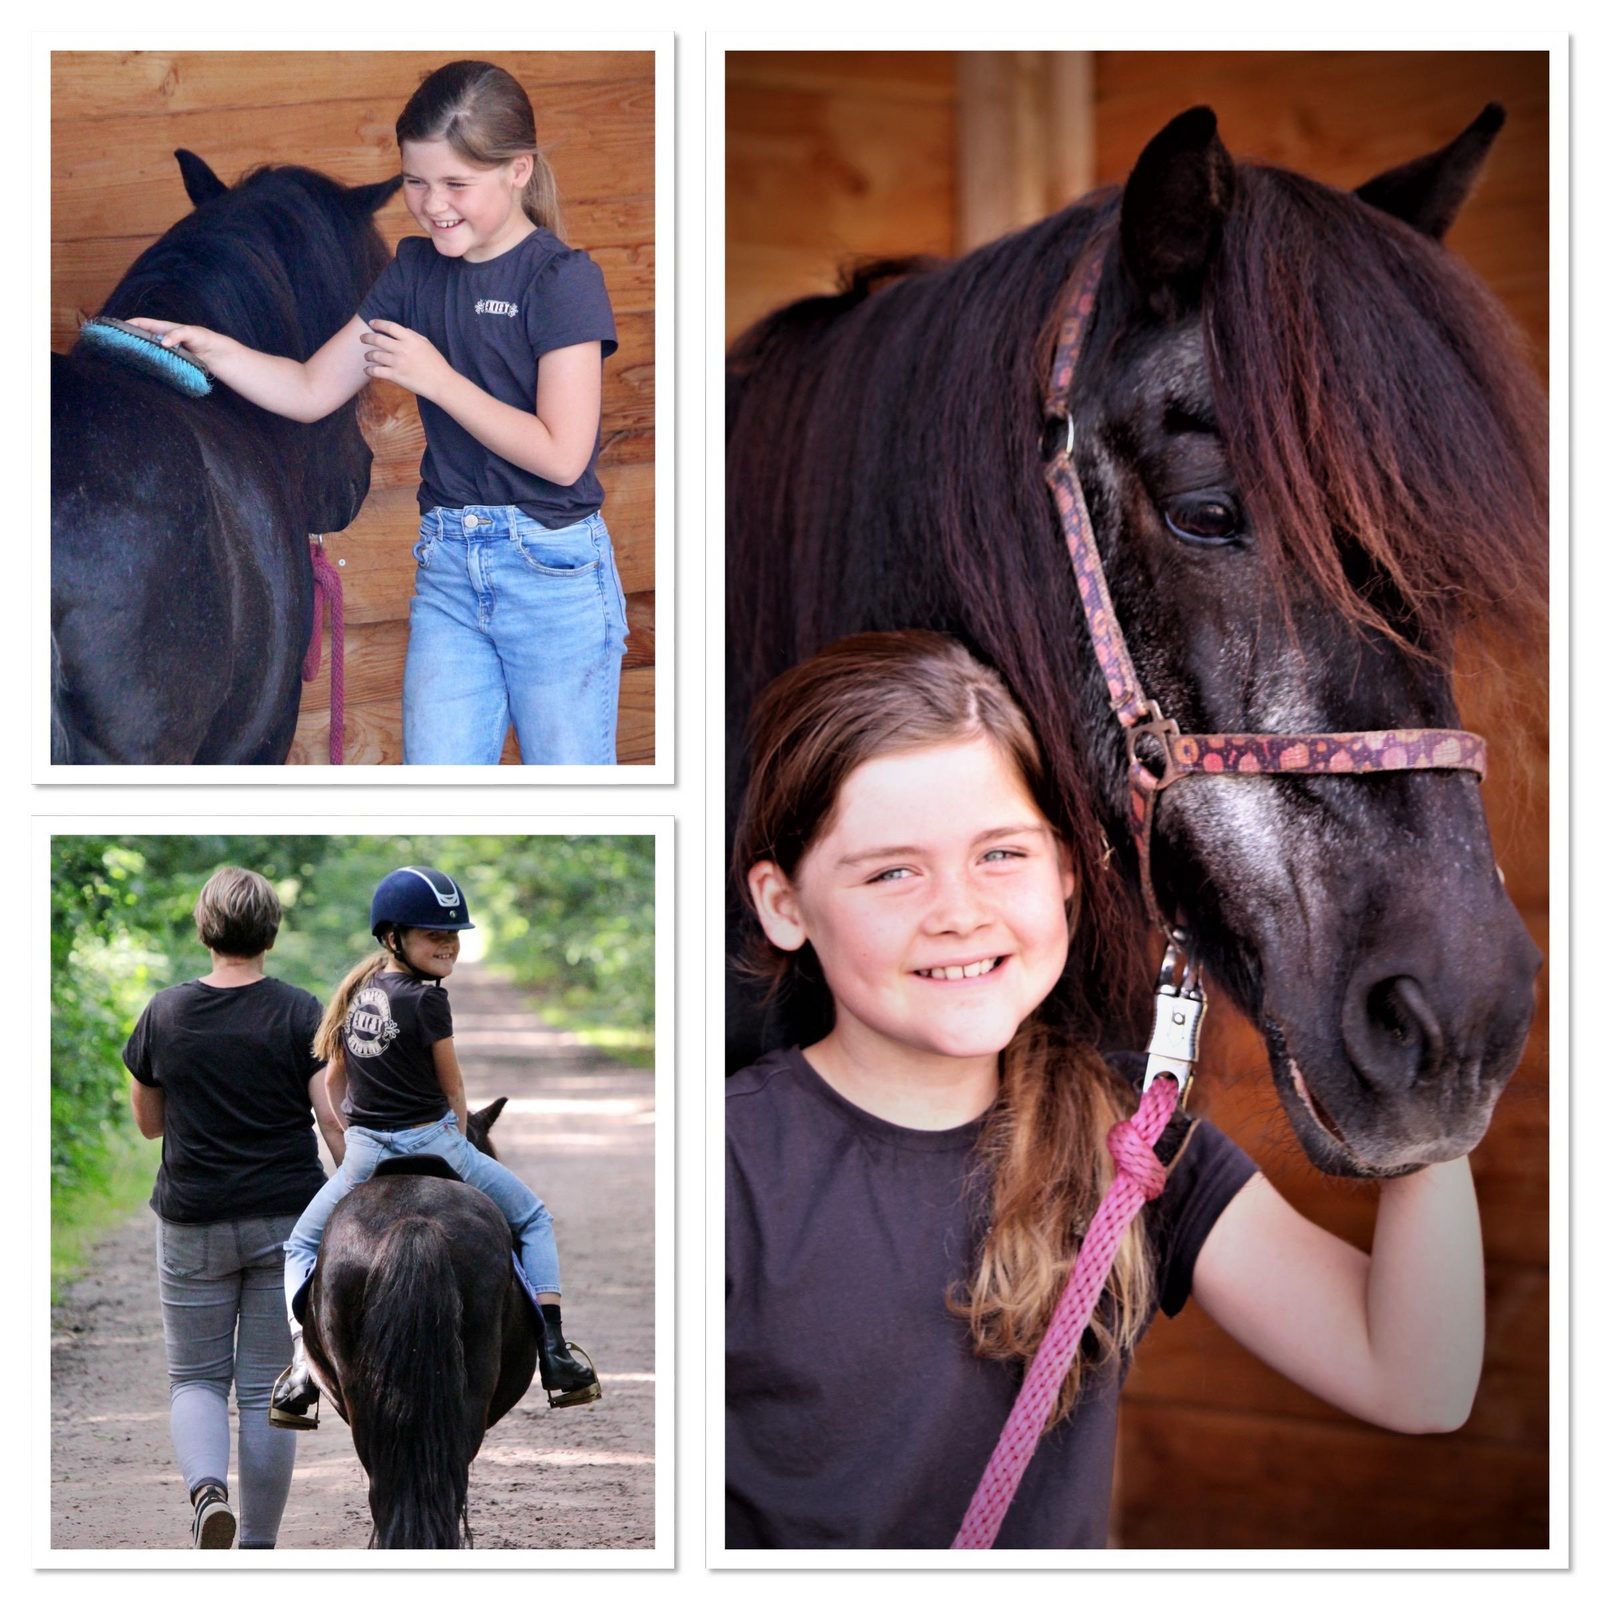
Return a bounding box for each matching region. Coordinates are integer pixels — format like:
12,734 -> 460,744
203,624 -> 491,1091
545,1340 -> 602,1409
268,1362 -> 320,1431
269,1392 -> 319,1430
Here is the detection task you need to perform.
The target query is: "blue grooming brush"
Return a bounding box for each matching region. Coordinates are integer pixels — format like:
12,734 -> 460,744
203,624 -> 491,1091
76,316 -> 213,397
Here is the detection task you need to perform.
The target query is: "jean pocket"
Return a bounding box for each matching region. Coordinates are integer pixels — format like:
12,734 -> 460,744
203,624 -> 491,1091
510,517 -> 602,576
158,1222 -> 210,1280
412,526 -> 440,569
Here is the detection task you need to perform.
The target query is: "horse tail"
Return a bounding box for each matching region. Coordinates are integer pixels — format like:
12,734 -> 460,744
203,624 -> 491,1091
351,1216 -> 472,1549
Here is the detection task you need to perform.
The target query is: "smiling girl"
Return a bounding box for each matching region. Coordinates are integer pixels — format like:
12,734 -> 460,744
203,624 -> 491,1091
726,631 -> 1487,1549
130,60 -> 626,765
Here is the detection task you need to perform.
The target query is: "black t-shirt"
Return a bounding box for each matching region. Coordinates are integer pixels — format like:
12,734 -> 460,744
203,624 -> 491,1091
122,977 -> 328,1225
725,1047 -> 1258,1549
340,968 -> 452,1130
358,230 -> 618,527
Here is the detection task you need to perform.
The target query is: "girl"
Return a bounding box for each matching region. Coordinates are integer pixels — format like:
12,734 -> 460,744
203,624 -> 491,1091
124,866 -> 345,1549
130,59 -> 627,765
269,865 -> 599,1427
727,632 -> 1485,1549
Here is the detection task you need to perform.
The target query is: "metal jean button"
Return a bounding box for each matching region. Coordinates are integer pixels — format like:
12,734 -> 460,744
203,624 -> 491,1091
463,513 -> 480,528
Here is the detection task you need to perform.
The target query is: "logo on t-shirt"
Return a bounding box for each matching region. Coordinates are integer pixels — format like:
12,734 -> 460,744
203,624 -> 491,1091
474,298 -> 520,318
346,983 -> 402,1059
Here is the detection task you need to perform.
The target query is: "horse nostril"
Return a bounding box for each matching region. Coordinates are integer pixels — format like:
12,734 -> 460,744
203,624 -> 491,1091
1355,974 -> 1445,1089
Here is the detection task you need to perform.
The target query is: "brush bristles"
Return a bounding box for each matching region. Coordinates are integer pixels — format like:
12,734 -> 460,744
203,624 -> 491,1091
77,317 -> 213,397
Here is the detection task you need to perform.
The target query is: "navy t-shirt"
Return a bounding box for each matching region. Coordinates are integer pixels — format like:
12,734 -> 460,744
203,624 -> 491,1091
122,977 -> 328,1225
340,968 -> 453,1130
359,230 -> 618,527
725,1047 -> 1259,1548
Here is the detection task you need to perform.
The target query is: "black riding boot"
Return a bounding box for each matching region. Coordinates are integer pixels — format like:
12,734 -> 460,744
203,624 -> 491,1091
538,1305 -> 601,1408
269,1331 -> 320,1430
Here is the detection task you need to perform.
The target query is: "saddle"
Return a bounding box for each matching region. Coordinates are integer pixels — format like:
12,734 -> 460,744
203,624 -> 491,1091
369,1154 -> 462,1182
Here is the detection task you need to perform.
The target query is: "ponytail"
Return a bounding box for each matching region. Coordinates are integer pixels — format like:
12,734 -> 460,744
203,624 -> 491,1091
520,150 -> 562,239
313,951 -> 387,1064
950,1015 -> 1155,1426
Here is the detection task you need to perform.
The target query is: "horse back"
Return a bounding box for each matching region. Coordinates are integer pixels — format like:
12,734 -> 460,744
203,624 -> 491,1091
308,1177 -> 535,1427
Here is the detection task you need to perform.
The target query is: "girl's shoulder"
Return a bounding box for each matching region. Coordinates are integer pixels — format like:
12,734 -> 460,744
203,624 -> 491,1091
521,232 -> 609,293
725,1044 -> 804,1101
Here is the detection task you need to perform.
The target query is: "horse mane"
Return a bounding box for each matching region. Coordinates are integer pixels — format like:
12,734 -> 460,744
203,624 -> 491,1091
728,193 -> 1151,1044
727,164 -> 1547,1047
99,165 -> 390,361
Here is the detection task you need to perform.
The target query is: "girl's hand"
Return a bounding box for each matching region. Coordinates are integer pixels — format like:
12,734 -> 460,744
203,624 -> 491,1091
123,317 -> 228,363
361,319 -> 453,402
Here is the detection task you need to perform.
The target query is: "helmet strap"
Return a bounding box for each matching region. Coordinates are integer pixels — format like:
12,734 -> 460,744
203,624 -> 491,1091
377,925 -> 443,985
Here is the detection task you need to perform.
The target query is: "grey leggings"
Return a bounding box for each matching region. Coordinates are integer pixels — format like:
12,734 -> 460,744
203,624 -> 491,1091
155,1214 -> 300,1548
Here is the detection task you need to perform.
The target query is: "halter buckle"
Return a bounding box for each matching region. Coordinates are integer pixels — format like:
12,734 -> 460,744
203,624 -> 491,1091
1126,702 -> 1187,791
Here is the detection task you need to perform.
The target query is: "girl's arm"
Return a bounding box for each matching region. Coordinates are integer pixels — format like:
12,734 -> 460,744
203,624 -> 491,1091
308,1062 -> 347,1168
432,1037 -> 471,1132
1190,1159 -> 1484,1433
123,314 -> 371,424
362,324 -> 602,486
128,1079 -> 165,1139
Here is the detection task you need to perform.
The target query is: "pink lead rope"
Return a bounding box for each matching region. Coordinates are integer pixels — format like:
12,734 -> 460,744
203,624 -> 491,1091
951,1073 -> 1180,1549
303,538 -> 346,765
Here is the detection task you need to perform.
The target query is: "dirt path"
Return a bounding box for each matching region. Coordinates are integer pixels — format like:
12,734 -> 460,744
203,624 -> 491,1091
50,962 -> 656,1551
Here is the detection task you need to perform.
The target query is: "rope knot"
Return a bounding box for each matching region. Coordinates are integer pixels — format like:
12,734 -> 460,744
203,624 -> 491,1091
1106,1110 -> 1168,1201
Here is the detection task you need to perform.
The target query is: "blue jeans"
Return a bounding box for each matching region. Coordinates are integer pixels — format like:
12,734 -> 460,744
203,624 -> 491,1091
156,1214 -> 300,1548
403,505 -> 628,765
283,1113 -> 561,1321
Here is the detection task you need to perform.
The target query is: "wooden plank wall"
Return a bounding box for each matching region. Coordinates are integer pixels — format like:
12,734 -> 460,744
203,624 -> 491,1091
51,50 -> 655,766
724,48 -> 1551,1549
725,52 -> 959,344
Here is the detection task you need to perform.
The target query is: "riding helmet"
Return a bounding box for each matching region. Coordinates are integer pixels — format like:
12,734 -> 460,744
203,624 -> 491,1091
370,867 -> 475,934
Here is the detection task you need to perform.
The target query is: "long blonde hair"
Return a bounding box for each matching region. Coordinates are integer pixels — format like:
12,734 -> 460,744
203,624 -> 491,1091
733,631 -> 1152,1422
396,59 -> 562,238
311,950 -> 387,1064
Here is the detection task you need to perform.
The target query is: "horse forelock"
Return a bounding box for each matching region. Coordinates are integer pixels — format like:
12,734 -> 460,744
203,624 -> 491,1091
1203,165 -> 1548,660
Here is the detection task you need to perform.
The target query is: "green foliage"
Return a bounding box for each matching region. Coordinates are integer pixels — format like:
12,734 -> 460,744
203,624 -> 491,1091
50,833 -> 656,1256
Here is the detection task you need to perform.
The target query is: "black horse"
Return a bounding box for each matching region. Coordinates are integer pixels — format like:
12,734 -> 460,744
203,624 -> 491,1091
51,151 -> 399,763
726,106 -> 1548,1179
300,1099 -> 539,1549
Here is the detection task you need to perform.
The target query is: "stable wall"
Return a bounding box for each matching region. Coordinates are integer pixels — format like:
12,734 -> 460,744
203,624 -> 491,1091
51,50 -> 656,766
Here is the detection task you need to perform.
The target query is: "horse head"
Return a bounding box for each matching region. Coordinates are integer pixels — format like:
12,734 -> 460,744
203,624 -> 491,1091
467,1096 -> 508,1157
724,103 -> 1546,1181
1069,107 -> 1546,1175
103,151 -> 402,532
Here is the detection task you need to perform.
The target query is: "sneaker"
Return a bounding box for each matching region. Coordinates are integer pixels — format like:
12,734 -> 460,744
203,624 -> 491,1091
191,1484 -> 236,1550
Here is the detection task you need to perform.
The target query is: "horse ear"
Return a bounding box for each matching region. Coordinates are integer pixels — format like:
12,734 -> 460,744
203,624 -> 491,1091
1354,103 -> 1505,241
1119,106 -> 1236,320
174,149 -> 228,209
478,1095 -> 509,1131
347,175 -> 404,215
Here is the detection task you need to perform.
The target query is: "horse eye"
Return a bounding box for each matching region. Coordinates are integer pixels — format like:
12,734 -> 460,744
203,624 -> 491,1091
1162,494 -> 1241,545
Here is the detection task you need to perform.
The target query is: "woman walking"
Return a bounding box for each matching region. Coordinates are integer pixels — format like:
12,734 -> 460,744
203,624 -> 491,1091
123,867 -> 345,1548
